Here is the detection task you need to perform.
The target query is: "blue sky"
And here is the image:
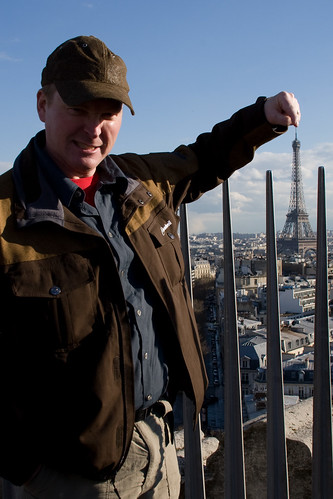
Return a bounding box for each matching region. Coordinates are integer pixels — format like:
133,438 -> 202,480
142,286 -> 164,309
1,0 -> 332,233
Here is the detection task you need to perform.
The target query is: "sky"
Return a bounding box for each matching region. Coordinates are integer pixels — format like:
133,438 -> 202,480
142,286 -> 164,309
1,0 -> 333,234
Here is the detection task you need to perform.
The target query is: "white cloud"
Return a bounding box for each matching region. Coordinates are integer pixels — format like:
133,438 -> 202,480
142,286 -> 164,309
0,52 -> 21,62
188,211 -> 223,234
229,191 -> 252,214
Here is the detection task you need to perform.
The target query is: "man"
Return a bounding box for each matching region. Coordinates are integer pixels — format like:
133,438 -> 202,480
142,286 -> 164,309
0,35 -> 300,498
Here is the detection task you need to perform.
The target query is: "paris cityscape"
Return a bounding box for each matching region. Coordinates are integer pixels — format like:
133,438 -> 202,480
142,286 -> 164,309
184,135 -> 333,431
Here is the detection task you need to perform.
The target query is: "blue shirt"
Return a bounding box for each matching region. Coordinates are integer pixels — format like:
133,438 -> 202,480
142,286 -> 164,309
34,136 -> 169,410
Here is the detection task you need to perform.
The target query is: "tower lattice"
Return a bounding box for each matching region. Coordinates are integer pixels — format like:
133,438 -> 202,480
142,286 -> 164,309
278,132 -> 315,256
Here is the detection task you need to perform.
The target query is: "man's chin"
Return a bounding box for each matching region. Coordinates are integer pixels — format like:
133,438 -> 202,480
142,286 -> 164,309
75,156 -> 103,172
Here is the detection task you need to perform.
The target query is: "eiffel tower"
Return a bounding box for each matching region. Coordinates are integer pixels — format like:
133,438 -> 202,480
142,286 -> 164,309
278,132 -> 316,256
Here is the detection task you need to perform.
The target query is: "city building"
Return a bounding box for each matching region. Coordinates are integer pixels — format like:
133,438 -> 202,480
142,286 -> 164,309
192,259 -> 214,280
279,284 -> 316,314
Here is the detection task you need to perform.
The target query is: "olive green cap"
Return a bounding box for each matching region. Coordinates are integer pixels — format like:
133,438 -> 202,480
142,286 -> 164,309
41,35 -> 134,115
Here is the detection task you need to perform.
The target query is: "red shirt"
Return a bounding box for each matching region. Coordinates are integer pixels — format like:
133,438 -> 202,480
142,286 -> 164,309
70,172 -> 99,206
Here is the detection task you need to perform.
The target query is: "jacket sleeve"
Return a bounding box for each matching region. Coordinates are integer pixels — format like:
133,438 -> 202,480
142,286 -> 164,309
114,97 -> 286,210
182,96 -> 286,202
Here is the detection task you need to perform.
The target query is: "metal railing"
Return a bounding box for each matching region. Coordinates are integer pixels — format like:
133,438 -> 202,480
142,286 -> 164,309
266,171 -> 289,498
180,204 -> 206,499
180,167 -> 333,498
222,179 -> 246,499
312,167 -> 333,497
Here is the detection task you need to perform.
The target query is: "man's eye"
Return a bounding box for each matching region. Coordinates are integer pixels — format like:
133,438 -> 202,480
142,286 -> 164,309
68,107 -> 83,115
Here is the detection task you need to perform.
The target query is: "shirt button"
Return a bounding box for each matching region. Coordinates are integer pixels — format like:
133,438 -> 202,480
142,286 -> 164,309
144,352 -> 148,360
146,191 -> 153,197
146,394 -> 152,402
49,286 -> 61,296
167,232 -> 175,240
108,232 -> 113,238
120,270 -> 125,276
137,309 -> 142,317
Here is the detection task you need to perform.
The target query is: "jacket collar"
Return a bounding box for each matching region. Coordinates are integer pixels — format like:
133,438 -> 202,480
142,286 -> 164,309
13,132 -> 65,228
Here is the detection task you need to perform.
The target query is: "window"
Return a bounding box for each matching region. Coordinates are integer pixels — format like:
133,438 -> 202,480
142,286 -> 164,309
242,358 -> 249,369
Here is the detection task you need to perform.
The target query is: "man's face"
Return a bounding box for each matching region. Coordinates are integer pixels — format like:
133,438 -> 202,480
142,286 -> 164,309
37,89 -> 123,178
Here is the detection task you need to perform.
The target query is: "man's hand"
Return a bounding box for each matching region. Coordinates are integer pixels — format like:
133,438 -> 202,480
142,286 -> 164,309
264,91 -> 301,128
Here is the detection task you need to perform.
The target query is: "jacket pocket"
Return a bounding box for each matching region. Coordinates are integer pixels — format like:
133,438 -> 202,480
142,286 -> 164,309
146,208 -> 184,287
4,252 -> 98,354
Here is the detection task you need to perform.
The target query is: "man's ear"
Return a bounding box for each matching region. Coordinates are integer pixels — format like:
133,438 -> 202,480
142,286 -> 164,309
36,90 -> 47,123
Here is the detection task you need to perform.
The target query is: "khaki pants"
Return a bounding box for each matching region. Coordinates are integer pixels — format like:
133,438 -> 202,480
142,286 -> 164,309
3,402 -> 180,498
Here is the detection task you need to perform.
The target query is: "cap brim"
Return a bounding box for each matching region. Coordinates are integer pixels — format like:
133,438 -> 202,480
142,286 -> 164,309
55,80 -> 135,115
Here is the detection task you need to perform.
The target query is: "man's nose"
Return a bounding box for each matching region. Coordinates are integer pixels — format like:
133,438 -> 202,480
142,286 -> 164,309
84,117 -> 103,137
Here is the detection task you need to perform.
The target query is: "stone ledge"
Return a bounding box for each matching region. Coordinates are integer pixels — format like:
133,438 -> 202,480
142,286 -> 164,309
201,422 -> 312,499
180,397 -> 330,498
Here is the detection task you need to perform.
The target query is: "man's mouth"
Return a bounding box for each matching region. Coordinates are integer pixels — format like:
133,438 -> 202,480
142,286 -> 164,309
75,141 -> 101,151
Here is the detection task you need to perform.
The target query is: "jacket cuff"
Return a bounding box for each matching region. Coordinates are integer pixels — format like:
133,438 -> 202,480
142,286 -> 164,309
256,96 -> 288,135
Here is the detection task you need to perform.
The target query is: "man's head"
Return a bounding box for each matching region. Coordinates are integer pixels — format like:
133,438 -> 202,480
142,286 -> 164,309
37,36 -> 131,179
41,35 -> 134,115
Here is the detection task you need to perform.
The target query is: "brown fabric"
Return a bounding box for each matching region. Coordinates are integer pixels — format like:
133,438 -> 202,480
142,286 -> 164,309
41,35 -> 134,115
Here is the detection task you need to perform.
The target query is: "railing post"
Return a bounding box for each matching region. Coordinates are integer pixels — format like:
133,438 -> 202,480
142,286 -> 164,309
223,180 -> 246,499
179,203 -> 206,499
312,166 -> 333,498
266,170 -> 289,498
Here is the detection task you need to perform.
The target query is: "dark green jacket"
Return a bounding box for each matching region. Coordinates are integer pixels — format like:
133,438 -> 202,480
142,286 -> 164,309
0,98 -> 284,484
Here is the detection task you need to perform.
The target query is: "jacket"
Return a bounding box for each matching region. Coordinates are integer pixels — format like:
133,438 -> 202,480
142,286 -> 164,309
0,97 -> 284,484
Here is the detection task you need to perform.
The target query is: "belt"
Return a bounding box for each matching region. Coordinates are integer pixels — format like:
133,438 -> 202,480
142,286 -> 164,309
135,404 -> 156,422
134,400 -> 171,422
